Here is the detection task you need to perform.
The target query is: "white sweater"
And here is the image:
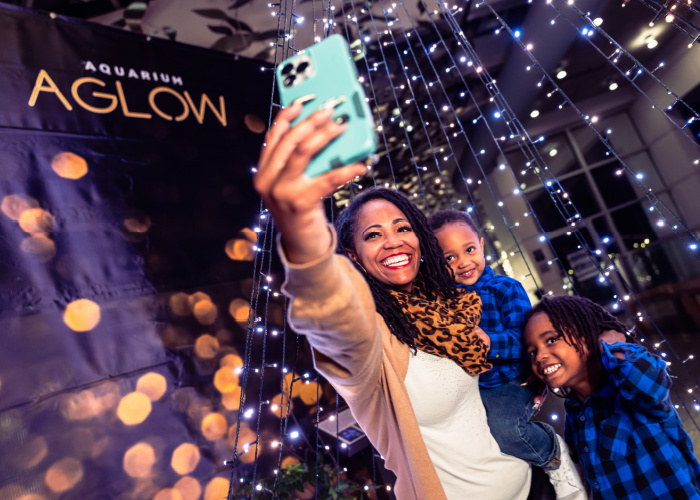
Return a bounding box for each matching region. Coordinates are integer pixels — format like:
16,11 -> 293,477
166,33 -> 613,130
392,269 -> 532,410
405,349 -> 532,500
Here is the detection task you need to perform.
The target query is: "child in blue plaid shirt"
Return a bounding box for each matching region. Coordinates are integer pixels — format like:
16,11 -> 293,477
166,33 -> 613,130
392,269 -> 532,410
524,295 -> 700,500
429,211 -> 585,500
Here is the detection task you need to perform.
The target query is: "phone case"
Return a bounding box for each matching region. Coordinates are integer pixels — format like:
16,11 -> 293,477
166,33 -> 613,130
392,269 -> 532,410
276,34 -> 377,177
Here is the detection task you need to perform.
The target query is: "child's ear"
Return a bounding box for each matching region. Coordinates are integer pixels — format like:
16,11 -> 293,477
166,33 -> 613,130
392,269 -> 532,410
480,237 -> 484,249
346,248 -> 358,263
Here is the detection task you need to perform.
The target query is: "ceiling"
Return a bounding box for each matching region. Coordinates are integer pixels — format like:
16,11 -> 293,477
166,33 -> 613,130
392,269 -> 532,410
4,0 -> 692,209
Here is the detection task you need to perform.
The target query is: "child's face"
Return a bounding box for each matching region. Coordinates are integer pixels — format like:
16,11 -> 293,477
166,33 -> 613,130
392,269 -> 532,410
524,312 -> 594,400
434,222 -> 485,286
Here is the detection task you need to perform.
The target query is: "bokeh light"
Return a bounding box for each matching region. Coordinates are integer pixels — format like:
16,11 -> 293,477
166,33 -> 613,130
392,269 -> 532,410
203,477 -> 230,500
18,207 -> 54,234
188,291 -> 211,309
63,299 -> 101,332
193,299 -> 218,325
228,298 -> 250,322
194,334 -> 220,359
201,412 -> 228,441
44,457 -> 84,493
283,372 -> 302,398
123,214 -> 152,233
136,372 -> 167,401
271,392 -> 293,418
221,386 -> 242,411
20,234 -> 56,262
220,353 -> 243,369
16,435 -> 48,469
299,381 -> 320,405
244,114 -> 266,134
116,391 -> 152,425
154,488 -> 184,500
225,238 -> 255,261
60,390 -> 103,420
227,423 -> 257,463
123,442 -> 156,478
171,443 -> 200,475
213,366 -> 239,394
51,152 -> 88,180
1,194 -> 39,220
174,476 -> 202,500
169,292 -> 191,316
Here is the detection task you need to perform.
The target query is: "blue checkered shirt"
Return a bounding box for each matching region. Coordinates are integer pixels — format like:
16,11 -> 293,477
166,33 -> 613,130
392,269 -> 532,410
565,342 -> 700,500
458,266 -> 530,388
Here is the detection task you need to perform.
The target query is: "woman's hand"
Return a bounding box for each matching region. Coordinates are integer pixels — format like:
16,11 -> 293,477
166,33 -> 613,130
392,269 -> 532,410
253,101 -> 367,264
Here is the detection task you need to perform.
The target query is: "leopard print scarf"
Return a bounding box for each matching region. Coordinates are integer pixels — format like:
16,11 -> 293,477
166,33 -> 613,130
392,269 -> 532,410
390,276 -> 492,376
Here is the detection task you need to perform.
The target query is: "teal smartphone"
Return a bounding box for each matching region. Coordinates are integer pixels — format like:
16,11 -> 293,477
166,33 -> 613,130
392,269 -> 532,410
276,34 -> 377,178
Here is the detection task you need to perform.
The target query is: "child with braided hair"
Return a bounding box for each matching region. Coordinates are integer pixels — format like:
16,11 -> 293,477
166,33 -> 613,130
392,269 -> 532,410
429,210 -> 585,500
524,295 -> 700,499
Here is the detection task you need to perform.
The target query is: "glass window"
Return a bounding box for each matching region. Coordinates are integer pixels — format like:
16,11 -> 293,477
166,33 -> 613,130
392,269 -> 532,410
537,134 -> 578,176
572,113 -> 644,165
591,163 -> 637,209
559,174 -> 600,217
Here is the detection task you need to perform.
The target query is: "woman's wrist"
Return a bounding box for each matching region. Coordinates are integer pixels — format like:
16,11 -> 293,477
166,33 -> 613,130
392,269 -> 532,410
279,208 -> 333,264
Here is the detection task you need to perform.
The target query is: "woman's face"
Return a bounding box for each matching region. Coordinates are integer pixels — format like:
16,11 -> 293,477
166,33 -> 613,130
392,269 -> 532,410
348,199 -> 421,292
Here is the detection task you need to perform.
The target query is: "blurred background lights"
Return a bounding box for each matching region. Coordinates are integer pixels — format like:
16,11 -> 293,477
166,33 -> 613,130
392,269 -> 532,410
203,477 -> 229,500
116,391 -> 152,425
194,334 -> 220,359
51,151 -> 88,180
136,372 -> 167,401
153,488 -> 183,500
228,298 -> 251,322
45,457 -> 84,493
174,476 -> 202,500
63,299 -> 101,332
123,442 -> 156,478
200,412 -> 227,441
20,234 -> 56,262
171,443 -> 201,475
213,366 -> 239,394
1,193 -> 39,220
18,207 -> 54,234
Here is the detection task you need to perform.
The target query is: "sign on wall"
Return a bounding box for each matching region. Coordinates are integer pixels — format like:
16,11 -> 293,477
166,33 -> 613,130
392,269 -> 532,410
0,4 -> 280,499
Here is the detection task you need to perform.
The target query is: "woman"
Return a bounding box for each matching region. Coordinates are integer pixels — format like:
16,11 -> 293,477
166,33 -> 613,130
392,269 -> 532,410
254,101 -> 531,499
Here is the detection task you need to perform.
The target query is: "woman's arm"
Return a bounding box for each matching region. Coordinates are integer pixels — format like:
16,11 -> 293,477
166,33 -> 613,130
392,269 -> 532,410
254,103 -> 380,399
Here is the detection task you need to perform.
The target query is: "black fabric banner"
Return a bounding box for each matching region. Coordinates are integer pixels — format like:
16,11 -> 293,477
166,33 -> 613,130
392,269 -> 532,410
0,5 -> 279,499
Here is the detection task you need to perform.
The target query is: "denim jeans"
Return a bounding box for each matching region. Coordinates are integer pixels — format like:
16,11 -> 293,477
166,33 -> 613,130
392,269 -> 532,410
480,376 -> 558,467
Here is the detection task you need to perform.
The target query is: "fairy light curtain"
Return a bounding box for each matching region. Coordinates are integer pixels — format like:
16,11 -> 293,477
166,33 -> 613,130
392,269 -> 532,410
227,0 -> 700,497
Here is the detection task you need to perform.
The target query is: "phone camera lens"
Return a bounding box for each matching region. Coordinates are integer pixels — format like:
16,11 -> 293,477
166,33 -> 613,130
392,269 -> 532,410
334,114 -> 349,125
296,62 -> 309,73
281,63 -> 294,75
284,75 -> 296,86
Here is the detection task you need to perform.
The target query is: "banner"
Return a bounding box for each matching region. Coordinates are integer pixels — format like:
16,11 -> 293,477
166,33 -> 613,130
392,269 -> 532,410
0,5 -> 279,499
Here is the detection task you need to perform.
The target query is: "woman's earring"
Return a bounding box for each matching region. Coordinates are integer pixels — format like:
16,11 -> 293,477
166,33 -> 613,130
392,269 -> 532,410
355,261 -> 368,274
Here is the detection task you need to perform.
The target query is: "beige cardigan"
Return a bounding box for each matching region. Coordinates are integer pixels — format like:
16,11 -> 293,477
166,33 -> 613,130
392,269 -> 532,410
279,230 -> 448,500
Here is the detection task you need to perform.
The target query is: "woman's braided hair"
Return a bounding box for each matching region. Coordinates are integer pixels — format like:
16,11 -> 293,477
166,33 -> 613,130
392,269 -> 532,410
525,295 -> 630,354
334,188 -> 456,348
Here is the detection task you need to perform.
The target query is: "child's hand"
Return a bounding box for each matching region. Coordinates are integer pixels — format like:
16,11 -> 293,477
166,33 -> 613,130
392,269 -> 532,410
474,326 -> 490,353
522,373 -> 548,414
599,329 -> 627,359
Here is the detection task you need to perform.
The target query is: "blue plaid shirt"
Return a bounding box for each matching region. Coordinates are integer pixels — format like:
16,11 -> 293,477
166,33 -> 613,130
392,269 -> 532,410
565,342 -> 700,500
458,266 -> 530,388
